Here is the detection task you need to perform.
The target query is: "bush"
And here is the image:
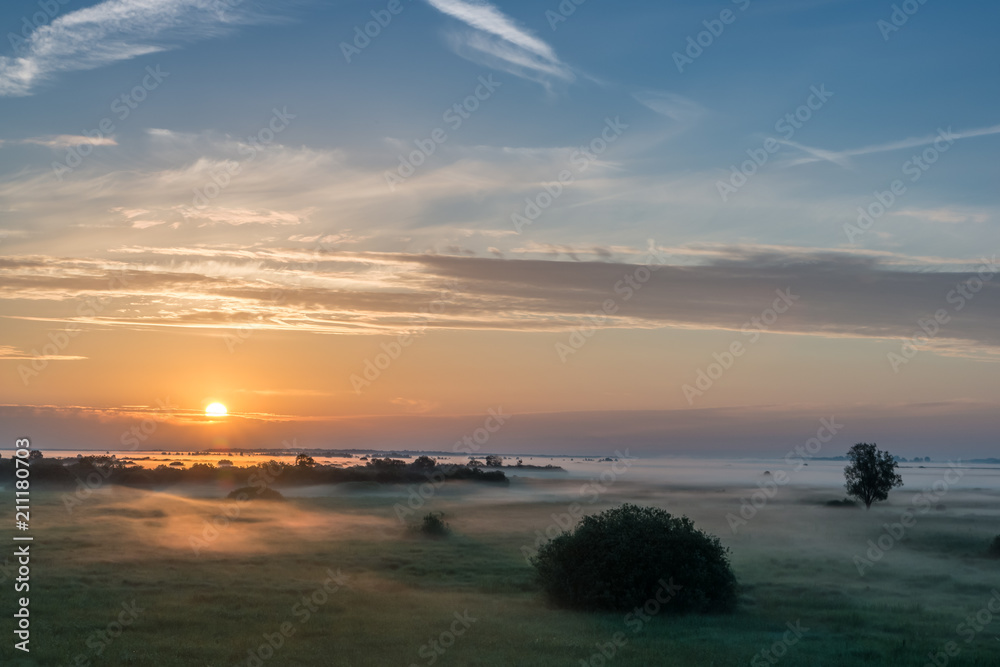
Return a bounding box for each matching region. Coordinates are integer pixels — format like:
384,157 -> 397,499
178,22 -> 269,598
226,486 -> 285,501
531,504 -> 738,613
419,512 -> 449,537
988,535 -> 1000,559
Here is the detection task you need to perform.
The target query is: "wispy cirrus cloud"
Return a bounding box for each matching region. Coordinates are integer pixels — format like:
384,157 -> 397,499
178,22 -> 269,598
782,122 -> 1000,168
2,248 -> 998,359
20,134 -> 119,148
0,344 -> 86,360
892,208 -> 992,225
0,0 -> 277,96
632,90 -> 706,124
424,0 -> 573,85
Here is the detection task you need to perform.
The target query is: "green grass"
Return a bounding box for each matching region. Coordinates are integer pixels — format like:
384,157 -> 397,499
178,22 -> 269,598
1,483 -> 999,666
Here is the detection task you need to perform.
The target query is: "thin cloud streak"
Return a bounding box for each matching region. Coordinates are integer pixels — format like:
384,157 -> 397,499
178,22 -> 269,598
632,91 -> 707,124
783,122 -> 1000,168
425,0 -> 556,60
424,0 -> 573,84
19,134 -> 119,148
0,0 -> 275,96
0,344 -> 86,360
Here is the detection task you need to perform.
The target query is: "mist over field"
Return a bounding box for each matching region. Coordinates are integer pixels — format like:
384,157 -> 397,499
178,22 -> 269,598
2,454 -> 999,665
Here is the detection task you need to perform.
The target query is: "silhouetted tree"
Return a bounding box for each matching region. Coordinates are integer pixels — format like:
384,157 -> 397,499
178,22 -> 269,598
411,456 -> 437,470
467,458 -> 484,468
484,455 -> 502,467
295,454 -> 316,468
367,457 -> 405,468
844,443 -> 903,509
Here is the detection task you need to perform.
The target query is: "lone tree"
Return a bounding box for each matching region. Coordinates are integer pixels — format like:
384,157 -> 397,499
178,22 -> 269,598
531,504 -> 738,613
844,443 -> 903,509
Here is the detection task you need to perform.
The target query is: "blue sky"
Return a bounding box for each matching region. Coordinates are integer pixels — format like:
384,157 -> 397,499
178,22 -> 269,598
1,0 -> 998,454
2,0 -> 998,255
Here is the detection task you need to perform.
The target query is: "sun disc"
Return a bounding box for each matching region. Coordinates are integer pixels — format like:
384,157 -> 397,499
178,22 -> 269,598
205,402 -> 228,417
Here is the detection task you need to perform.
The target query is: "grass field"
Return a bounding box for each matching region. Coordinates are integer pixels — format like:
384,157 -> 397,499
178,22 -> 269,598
2,472 -> 999,666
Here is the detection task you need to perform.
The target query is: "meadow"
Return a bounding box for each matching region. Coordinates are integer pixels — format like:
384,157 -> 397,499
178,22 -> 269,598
2,459 -> 999,666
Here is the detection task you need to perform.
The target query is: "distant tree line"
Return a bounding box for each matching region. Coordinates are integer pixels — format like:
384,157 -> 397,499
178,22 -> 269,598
0,453 -> 508,489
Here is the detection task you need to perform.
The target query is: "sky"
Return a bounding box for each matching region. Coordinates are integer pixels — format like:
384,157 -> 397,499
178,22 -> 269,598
0,0 -> 998,457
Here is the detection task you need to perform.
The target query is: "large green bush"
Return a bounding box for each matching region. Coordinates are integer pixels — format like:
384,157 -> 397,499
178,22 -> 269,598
531,504 -> 738,613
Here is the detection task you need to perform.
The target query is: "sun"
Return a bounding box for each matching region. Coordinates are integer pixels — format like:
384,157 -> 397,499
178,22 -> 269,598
205,402 -> 228,417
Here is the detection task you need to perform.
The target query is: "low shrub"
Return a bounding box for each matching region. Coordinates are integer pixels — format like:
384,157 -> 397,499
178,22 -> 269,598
419,512 -> 449,537
226,486 -> 285,501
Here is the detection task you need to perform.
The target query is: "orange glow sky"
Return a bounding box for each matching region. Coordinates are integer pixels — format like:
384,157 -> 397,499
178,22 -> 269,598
1,0 -> 998,456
